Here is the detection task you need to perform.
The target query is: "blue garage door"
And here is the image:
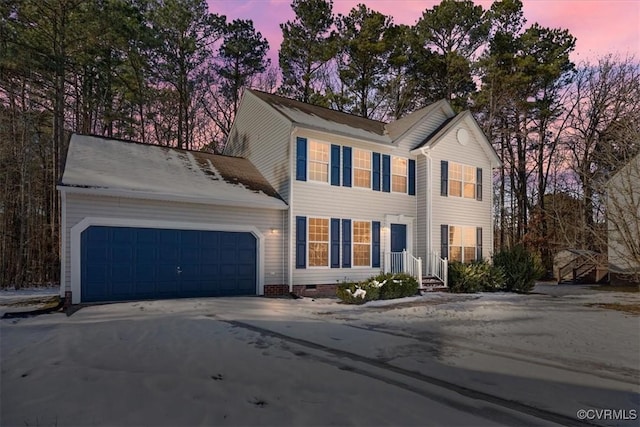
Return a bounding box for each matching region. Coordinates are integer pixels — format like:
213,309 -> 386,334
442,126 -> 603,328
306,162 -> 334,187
81,226 -> 257,302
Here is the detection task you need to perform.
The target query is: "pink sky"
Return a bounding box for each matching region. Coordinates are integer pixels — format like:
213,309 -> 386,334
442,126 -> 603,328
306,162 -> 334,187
207,0 -> 640,64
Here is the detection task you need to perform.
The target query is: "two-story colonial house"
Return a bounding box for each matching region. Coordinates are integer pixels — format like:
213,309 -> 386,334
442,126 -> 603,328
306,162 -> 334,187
58,89 -> 500,304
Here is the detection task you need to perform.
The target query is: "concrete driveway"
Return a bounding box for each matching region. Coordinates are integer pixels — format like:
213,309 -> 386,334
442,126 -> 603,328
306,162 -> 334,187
1,288 -> 638,426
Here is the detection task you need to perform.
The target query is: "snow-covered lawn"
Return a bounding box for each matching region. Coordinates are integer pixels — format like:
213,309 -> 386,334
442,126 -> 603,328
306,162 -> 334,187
1,284 -> 638,426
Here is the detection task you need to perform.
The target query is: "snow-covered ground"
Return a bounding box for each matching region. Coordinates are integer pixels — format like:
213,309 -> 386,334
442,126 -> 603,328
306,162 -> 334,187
1,284 -> 638,426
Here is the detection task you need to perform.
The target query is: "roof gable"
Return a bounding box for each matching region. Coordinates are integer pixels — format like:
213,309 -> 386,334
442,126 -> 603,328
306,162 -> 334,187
248,89 -> 391,144
412,111 -> 502,167
61,134 -> 286,209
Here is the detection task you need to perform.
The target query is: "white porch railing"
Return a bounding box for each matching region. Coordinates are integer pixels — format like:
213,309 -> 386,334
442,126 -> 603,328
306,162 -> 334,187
384,250 -> 422,287
429,251 -> 448,287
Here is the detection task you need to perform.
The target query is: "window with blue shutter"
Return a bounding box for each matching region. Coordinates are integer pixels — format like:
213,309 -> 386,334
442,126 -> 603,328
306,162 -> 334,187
440,160 -> 448,196
476,227 -> 483,260
331,218 -> 340,268
331,145 -> 340,186
408,159 -> 416,196
342,146 -> 352,187
296,137 -> 307,181
476,168 -> 483,201
382,155 -> 390,192
372,221 -> 381,268
372,152 -> 381,191
296,216 -> 307,268
440,224 -> 448,259
342,219 -> 351,268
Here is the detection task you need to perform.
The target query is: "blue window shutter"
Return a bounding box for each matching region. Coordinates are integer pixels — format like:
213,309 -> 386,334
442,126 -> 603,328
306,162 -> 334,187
296,137 -> 307,181
372,221 -> 381,268
408,159 -> 416,196
440,224 -> 448,259
476,167 -> 483,201
296,216 -> 306,268
372,152 -> 381,191
342,219 -> 351,268
476,227 -> 483,260
331,145 -> 341,186
331,218 -> 340,268
382,155 -> 391,192
440,160 -> 448,196
342,146 -> 352,187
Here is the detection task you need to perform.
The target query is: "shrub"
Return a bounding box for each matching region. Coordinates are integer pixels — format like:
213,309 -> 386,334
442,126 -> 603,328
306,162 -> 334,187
448,260 -> 505,293
493,245 -> 544,293
336,281 -> 381,304
336,273 -> 419,304
378,273 -> 419,299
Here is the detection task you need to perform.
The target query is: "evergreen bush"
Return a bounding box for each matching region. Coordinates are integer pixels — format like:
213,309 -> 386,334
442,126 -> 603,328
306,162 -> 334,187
447,260 -> 505,293
493,245 -> 544,293
336,273 -> 419,304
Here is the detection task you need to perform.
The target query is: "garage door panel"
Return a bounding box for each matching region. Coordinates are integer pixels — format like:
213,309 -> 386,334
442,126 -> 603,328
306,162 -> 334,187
81,226 -> 257,302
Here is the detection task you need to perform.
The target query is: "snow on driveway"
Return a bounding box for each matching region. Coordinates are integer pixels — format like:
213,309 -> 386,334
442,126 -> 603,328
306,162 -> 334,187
1,284 -> 638,426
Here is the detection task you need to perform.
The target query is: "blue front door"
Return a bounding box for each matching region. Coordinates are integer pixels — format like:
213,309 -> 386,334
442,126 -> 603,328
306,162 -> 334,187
81,226 -> 257,302
390,224 -> 407,273
391,224 -> 407,252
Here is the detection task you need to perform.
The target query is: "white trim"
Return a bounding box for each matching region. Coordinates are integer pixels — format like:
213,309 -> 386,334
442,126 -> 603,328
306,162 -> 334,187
352,147 -> 372,190
307,216 -> 331,268
60,191 -> 67,298
351,219 -> 373,268
70,217 -> 265,304
57,186 -> 287,210
307,139 -> 330,184
288,132 -> 295,292
384,214 -> 415,257
391,155 -> 409,194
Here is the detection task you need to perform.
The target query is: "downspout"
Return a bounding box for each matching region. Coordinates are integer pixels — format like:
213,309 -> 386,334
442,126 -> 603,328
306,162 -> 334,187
420,147 -> 432,274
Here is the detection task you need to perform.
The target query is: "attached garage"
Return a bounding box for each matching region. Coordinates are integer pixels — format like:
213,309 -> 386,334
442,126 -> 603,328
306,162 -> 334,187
59,134 -> 288,304
81,226 -> 257,302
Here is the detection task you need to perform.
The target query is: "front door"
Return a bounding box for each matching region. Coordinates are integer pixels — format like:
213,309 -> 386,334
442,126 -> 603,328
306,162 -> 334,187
390,224 -> 407,273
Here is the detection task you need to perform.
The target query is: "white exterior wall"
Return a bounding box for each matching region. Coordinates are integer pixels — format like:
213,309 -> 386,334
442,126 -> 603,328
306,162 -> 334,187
290,128 -> 418,285
394,106 -> 453,153
607,155 -> 640,272
224,91 -> 293,202
61,193 -> 287,299
429,122 -> 495,260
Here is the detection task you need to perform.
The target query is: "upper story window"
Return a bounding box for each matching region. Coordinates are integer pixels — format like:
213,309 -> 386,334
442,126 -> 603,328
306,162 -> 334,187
309,141 -> 329,182
308,217 -> 329,267
449,162 -> 476,199
353,148 -> 371,188
353,221 -> 371,266
449,226 -> 476,263
392,157 -> 407,193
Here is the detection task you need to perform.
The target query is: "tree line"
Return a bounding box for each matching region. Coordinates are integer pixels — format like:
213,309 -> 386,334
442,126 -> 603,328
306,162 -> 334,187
0,0 -> 638,287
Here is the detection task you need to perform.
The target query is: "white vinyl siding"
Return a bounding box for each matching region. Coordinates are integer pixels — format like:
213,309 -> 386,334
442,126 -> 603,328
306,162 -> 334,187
61,193 -> 286,293
224,91 -> 292,202
291,130 -> 416,285
430,123 -> 494,261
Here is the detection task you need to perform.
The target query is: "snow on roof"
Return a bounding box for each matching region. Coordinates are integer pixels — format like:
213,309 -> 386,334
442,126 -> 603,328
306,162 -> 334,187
249,90 -> 393,145
60,134 -> 287,209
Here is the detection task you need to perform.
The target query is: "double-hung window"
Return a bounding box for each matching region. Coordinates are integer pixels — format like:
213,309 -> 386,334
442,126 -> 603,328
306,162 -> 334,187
309,141 -> 329,182
308,218 -> 329,266
392,157 -> 407,193
353,148 -> 371,188
449,162 -> 476,199
352,221 -> 371,266
449,226 -> 477,263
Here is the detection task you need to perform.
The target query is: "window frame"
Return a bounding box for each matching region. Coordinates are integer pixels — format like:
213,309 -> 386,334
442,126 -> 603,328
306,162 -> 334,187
308,140 -> 330,183
352,148 -> 372,189
449,162 -> 476,199
391,156 -> 408,193
307,217 -> 330,268
352,220 -> 372,267
448,225 -> 477,263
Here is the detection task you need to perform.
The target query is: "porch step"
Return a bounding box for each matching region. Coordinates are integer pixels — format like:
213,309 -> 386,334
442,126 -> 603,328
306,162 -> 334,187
419,276 -> 446,292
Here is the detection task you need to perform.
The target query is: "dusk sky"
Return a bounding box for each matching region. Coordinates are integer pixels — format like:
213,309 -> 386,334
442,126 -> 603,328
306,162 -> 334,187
207,0 -> 640,64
